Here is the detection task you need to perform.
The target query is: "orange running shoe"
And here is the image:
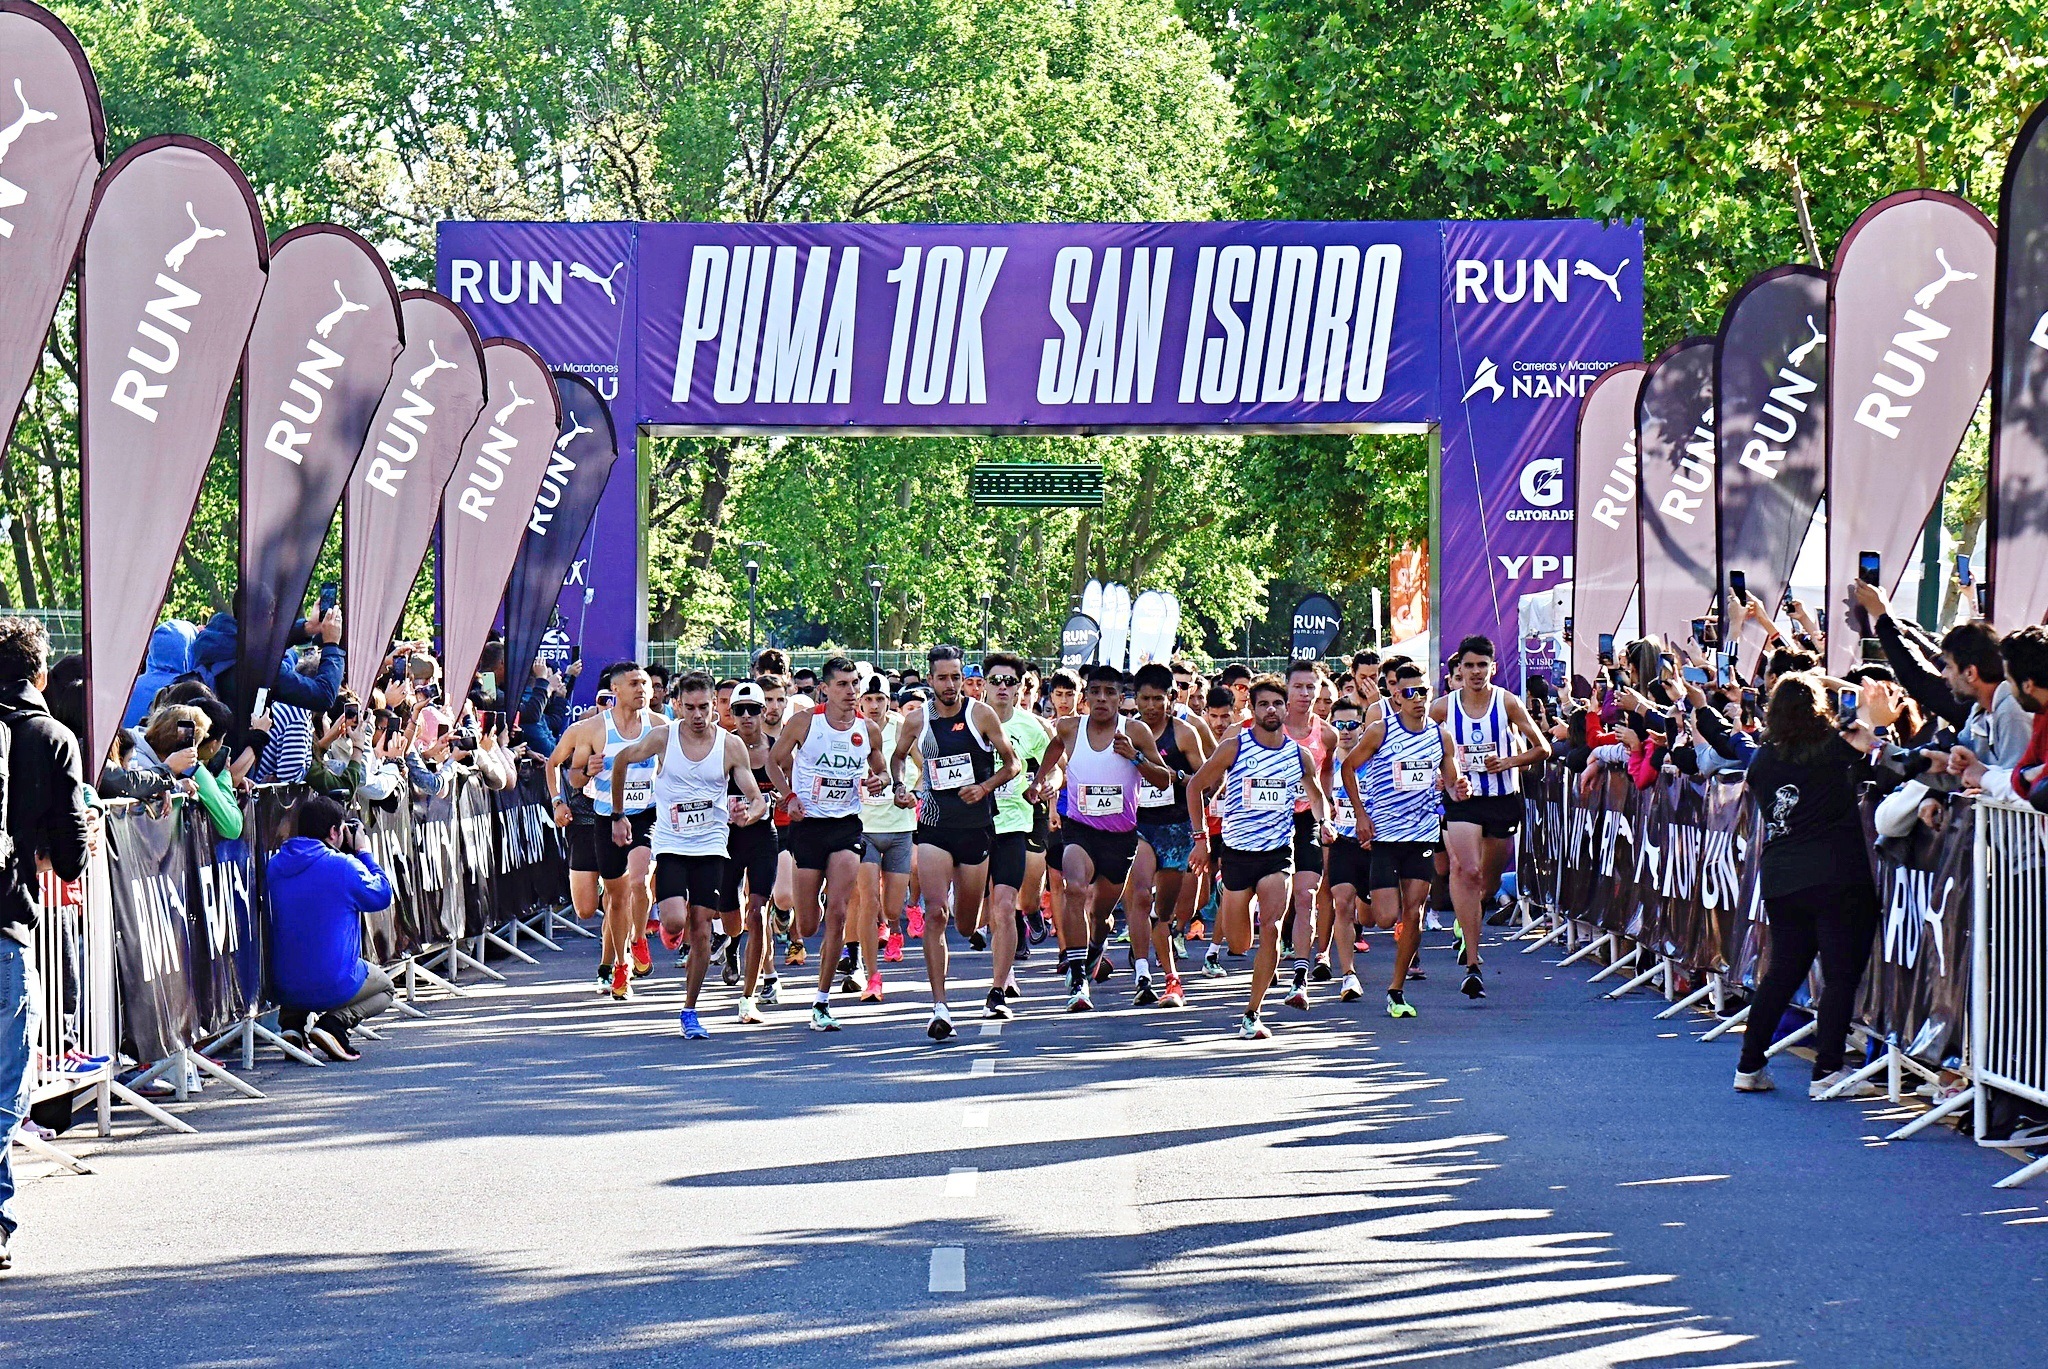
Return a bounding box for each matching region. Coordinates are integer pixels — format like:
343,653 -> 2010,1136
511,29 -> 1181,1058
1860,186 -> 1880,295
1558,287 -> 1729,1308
1160,974 -> 1186,1008
610,961 -> 631,1001
785,939 -> 807,967
630,935 -> 653,978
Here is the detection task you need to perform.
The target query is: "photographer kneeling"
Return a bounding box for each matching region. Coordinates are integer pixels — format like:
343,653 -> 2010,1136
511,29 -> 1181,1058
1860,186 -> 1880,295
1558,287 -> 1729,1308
267,793 -> 396,1063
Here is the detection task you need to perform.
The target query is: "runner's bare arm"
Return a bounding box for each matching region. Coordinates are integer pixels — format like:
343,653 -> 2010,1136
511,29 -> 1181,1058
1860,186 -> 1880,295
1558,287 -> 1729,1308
727,734 -> 767,824
767,709 -> 808,791
1299,744 -> 1332,831
1442,725 -> 1469,801
1184,732 -> 1239,875
966,703 -> 1021,805
1028,717 -> 1073,805
1177,718 -> 1210,771
1122,718 -> 1173,790
1498,693 -> 1553,771
609,723 -> 668,816
1342,719 -> 1387,840
888,703 -> 924,794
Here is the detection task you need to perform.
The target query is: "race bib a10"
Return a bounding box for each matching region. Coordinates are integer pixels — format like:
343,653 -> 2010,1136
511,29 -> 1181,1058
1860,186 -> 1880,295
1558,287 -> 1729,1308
1459,741 -> 1498,767
1242,777 -> 1290,811
1079,783 -> 1124,817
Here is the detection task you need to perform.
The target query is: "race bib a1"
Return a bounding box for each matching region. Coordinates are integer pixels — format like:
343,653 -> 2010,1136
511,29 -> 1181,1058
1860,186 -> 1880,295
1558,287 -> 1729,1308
1459,740 -> 1498,768
928,752 -> 974,791
667,799 -> 715,831
1393,759 -> 1436,793
1079,783 -> 1124,817
1136,781 -> 1175,808
1242,776 -> 1290,811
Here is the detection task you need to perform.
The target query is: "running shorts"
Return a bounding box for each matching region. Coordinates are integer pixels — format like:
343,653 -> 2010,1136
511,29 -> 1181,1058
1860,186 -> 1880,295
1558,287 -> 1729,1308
1325,834 -> 1369,891
1219,841 -> 1292,893
1291,809 -> 1323,873
784,813 -> 864,871
1442,792 -> 1525,840
1136,819 -> 1193,873
570,809 -> 654,880
1045,814 -> 1068,868
1065,822 -> 1138,887
1369,839 -> 1438,891
1027,803 -> 1049,855
719,820 -> 779,913
656,851 -> 726,908
989,830 -> 1030,891
917,824 -> 993,868
861,827 -> 915,875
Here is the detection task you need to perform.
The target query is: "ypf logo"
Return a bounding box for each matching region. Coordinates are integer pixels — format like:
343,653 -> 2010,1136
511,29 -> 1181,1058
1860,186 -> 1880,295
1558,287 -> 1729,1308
1519,456 -> 1565,508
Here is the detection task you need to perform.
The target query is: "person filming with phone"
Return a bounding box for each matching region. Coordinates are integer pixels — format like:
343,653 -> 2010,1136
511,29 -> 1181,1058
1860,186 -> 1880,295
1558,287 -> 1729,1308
266,793 -> 396,1064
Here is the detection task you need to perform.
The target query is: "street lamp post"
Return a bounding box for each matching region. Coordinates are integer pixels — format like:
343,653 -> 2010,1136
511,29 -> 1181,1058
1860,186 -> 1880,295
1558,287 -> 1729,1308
744,559 -> 760,658
979,592 -> 992,654
865,564 -> 887,659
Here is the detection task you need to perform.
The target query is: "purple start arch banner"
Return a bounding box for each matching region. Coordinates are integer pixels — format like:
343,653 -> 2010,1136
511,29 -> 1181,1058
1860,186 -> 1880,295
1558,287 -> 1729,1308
438,218 -> 1641,680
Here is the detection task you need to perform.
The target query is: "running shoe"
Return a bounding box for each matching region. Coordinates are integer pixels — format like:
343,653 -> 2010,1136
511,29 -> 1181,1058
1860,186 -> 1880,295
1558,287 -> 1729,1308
1386,989 -> 1417,1019
1015,936 -> 1031,962
1310,958 -> 1333,983
1002,980 -> 1021,1001
1091,954 -> 1115,984
1460,968 -> 1486,1000
771,907 -> 794,937
722,944 -> 741,986
1027,911 -> 1049,944
906,905 -> 926,938
809,1003 -> 841,1032
863,970 -> 885,1003
610,962 -> 632,1001
1283,984 -> 1310,1011
1353,932 -> 1370,954
1067,979 -> 1094,1012
1133,976 -> 1159,1007
631,936 -> 653,978
308,1022 -> 361,1062
1171,933 -> 1187,960
596,961 -> 613,992
708,931 -> 730,960
1406,954 -> 1426,981
837,969 -> 861,995
1110,923 -> 1129,946
761,973 -> 781,1005
1238,1012 -> 1272,1040
785,939 -> 807,967
1732,1068 -> 1775,1093
1453,922 -> 1468,963
1341,973 -> 1364,1002
984,988 -> 1013,1020
1279,939 -> 1295,960
1188,917 -> 1207,943
674,948 -> 689,969
927,1003 -> 956,1041
1159,974 -> 1186,1008
883,931 -> 905,963
738,997 -> 766,1024
837,945 -> 857,977
1201,951 -> 1228,979
968,929 -> 988,951
679,1009 -> 711,1040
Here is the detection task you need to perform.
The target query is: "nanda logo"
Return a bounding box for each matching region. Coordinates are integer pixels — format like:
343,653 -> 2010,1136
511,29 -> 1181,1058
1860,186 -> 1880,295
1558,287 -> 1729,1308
450,258 -> 627,308
1461,357 -> 1504,403
1453,256 -> 1632,305
1461,356 -> 1609,405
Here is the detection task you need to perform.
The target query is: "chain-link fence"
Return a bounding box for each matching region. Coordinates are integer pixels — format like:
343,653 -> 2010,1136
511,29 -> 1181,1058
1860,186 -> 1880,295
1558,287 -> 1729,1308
0,607 -> 82,655
649,642 -> 1296,679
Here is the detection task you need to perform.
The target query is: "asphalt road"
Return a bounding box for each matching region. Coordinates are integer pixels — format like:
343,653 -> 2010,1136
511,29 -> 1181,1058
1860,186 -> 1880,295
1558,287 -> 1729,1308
3,917 -> 2042,1368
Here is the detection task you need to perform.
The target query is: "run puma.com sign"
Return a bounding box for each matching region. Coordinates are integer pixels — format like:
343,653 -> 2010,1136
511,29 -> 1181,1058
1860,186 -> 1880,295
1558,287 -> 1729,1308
634,222 -> 1445,430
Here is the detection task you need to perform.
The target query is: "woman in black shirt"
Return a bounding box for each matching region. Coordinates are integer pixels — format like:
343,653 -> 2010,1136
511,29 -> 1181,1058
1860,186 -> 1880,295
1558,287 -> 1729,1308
1734,673 -> 1882,1099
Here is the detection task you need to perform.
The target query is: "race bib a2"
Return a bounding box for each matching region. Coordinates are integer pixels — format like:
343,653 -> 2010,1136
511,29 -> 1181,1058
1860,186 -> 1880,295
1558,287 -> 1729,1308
1394,759 -> 1436,793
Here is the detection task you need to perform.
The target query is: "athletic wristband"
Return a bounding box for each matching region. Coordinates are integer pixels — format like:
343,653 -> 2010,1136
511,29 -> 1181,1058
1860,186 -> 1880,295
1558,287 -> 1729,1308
1191,833 -> 1209,843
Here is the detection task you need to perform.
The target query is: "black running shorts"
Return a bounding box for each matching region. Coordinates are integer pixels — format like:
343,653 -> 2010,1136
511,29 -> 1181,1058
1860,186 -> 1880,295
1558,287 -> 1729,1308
718,819 -> 779,913
570,809 -> 654,880
1369,839 -> 1438,891
783,813 -> 864,872
917,823 -> 993,868
989,830 -> 1030,891
1065,821 -> 1138,887
1218,841 -> 1292,893
1325,834 -> 1369,891
656,852 -> 726,908
1442,792 -> 1524,840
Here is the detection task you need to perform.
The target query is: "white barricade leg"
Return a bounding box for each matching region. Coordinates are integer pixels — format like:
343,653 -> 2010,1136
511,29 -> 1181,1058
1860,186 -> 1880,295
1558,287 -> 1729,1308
1558,932 -> 1613,968
1888,1084 -> 1975,1141
13,1128 -> 92,1175
184,1049 -> 266,1100
1656,974 -> 1717,1019
1763,1018 -> 1816,1059
480,925 -> 539,966
1587,943 -> 1640,983
1605,955 -> 1667,1000
1700,1004 -> 1749,1041
1521,918 -> 1570,954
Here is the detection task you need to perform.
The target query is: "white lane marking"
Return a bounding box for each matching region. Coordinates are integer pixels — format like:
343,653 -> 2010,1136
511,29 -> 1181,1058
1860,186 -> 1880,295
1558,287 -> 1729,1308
1618,1174 -> 1729,1187
929,1246 -> 966,1292
978,1022 -> 1004,1037
962,1106 -> 990,1128
971,1058 -> 996,1078
946,1167 -> 978,1197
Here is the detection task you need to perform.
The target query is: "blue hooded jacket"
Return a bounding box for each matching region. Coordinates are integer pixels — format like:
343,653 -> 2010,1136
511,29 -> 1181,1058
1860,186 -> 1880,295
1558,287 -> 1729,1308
192,613 -> 239,693
121,621 -> 197,729
265,837 -> 393,1010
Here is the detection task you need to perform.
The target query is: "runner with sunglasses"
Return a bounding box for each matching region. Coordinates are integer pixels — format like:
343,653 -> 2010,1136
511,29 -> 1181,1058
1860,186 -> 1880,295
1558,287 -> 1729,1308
890,646 -> 1020,1041
1129,663 -> 1208,1008
981,652 -> 1050,1017
856,674 -> 916,1004
723,681 -> 783,1021
1322,695 -> 1370,1000
1344,662 -> 1465,1017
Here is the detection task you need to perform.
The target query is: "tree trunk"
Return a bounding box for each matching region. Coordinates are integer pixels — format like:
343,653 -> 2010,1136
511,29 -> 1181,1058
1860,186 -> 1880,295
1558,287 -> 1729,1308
0,456 -> 38,610
682,440 -> 736,572
1068,509 -> 1091,606
179,544 -> 234,618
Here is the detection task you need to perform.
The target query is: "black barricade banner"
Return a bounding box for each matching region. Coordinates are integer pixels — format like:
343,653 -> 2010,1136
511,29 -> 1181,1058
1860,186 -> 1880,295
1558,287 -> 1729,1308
354,788 -> 418,961
503,374 -> 620,682
439,339 -> 563,708
1289,593 -> 1342,661
343,291 -> 486,700
1826,192 -> 1995,673
491,764 -> 565,922
1059,612 -> 1100,668
186,823 -> 253,1034
0,2 -> 102,456
453,770 -> 499,938
80,136 -> 268,764
1990,100 -> 2048,629
1635,338 -> 1718,649
1571,363 -> 1646,683
237,224 -> 403,718
104,802 -> 199,1061
1519,763 -> 1566,914
410,779 -> 465,943
1857,796 -> 1972,1063
1715,267 -> 1828,644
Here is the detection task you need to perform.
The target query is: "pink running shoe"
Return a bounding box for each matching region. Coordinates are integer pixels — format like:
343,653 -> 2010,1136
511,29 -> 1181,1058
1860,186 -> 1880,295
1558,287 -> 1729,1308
906,905 -> 926,938
884,931 -> 905,963
863,970 -> 885,1002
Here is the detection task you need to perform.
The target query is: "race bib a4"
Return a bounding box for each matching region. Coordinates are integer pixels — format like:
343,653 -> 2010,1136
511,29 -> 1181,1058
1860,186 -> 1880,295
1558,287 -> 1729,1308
928,753 -> 974,791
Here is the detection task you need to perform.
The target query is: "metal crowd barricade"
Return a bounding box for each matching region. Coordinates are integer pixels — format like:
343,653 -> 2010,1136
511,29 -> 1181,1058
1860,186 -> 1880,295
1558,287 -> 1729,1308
1954,797 -> 2048,1187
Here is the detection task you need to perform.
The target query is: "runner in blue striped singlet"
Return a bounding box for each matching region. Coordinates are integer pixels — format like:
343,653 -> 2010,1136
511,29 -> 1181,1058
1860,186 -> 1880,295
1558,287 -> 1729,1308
1428,636 -> 1550,1000
1184,674 -> 1335,1041
1344,661 -> 1464,1018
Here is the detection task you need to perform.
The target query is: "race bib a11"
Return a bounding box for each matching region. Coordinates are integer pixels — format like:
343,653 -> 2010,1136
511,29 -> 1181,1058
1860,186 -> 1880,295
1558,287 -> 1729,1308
1459,740 -> 1498,768
667,799 -> 715,831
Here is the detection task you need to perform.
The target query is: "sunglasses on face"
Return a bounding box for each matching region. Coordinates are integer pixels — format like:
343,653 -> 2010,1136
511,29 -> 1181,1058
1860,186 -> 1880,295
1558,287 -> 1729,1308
1399,686 -> 1429,699
731,703 -> 763,716
986,674 -> 1020,687
1332,718 -> 1361,731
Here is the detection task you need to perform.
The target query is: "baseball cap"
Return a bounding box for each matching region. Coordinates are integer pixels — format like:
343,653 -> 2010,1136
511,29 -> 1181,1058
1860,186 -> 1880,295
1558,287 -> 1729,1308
730,682 -> 766,708
963,663 -> 983,678
860,674 -> 887,696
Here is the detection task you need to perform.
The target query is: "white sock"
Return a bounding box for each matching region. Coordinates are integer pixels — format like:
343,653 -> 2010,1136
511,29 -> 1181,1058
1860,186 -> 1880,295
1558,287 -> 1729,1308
1134,958 -> 1151,982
